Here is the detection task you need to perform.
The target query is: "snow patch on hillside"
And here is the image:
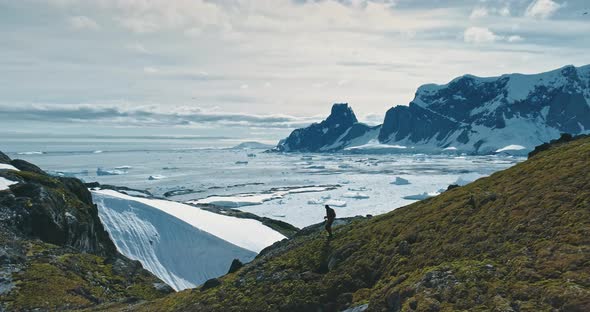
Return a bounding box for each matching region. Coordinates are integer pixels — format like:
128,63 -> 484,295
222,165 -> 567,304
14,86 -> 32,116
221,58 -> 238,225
0,177 -> 17,191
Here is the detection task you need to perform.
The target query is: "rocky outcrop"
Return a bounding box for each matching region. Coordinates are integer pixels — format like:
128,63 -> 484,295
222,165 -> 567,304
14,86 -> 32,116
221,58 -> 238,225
275,103 -> 380,152
0,152 -> 172,311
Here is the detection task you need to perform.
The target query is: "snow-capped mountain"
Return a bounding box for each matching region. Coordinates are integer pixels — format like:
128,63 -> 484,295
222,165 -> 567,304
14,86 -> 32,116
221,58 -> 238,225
277,65 -> 590,154
275,103 -> 380,152
92,189 -> 286,291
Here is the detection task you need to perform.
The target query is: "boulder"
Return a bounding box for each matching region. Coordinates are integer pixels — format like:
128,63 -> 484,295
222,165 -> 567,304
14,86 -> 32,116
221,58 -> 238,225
227,258 -> 244,274
10,159 -> 47,175
201,278 -> 221,291
0,151 -> 11,164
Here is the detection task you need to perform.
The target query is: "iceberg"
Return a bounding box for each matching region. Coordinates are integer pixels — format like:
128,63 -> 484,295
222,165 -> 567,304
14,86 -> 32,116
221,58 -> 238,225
391,177 -> 411,185
342,192 -> 370,199
325,199 -> 347,207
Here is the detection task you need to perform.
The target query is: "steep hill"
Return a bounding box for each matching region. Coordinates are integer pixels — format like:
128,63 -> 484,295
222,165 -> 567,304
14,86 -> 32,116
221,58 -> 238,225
0,152 -> 172,311
143,136 -> 590,311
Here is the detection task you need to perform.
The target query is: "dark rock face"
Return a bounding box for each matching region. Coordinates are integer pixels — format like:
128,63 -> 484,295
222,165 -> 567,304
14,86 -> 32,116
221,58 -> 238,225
201,278 -> 221,291
378,65 -> 590,153
227,258 -> 244,274
276,103 -> 378,152
0,155 -> 172,310
5,173 -> 116,256
0,152 -> 11,165
378,103 -> 459,143
10,159 -> 47,175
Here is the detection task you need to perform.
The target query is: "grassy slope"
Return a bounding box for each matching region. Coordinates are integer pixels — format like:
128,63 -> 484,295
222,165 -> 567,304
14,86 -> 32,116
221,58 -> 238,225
140,136 -> 590,312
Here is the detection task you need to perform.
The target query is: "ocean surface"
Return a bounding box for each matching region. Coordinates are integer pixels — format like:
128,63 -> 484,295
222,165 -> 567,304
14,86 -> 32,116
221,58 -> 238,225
1,137 -> 523,228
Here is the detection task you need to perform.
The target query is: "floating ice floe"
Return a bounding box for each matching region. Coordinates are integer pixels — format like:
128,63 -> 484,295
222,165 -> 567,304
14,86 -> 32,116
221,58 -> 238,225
97,168 -> 127,176
115,165 -> 133,170
342,192 -> 370,199
391,177 -> 411,185
0,177 -> 18,191
51,169 -> 89,177
443,147 -> 458,151
0,164 -> 19,171
148,175 -> 166,180
403,192 -> 439,200
344,140 -> 407,153
347,186 -> 368,191
325,199 -> 347,207
190,185 -> 337,208
93,150 -> 103,154
453,172 -> 486,186
17,151 -> 44,155
495,145 -> 526,153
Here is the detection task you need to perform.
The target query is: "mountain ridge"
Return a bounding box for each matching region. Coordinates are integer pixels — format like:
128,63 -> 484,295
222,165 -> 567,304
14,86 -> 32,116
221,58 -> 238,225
276,64 -> 590,154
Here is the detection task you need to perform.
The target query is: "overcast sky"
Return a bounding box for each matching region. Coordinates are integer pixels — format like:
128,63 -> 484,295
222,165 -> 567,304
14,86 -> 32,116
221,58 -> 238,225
0,0 -> 588,142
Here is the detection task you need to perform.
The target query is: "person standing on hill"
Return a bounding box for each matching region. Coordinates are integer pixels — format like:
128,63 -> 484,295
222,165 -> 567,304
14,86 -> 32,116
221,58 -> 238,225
324,205 -> 336,238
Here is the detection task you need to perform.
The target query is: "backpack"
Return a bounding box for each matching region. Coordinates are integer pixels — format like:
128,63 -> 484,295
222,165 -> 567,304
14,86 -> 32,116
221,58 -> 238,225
327,207 -> 336,220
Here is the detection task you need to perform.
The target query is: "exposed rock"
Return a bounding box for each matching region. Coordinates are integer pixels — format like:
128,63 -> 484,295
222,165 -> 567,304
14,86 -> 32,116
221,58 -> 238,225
275,103 -> 379,152
0,154 -> 172,310
10,159 -> 47,175
227,258 -> 244,274
201,278 -> 221,291
0,152 -> 11,165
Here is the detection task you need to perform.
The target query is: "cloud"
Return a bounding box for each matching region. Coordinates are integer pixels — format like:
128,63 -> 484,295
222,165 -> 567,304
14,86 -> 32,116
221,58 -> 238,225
143,67 -> 159,74
0,104 -> 321,129
463,27 -> 499,44
524,0 -> 563,19
507,35 -> 524,43
127,43 -> 150,54
470,7 -> 488,19
68,16 -> 100,30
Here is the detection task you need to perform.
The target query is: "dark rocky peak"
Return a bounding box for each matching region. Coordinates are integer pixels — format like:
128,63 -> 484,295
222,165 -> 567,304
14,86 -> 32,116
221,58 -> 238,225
10,159 -> 47,175
325,103 -> 358,127
0,152 -> 116,257
0,151 -> 11,164
275,103 -> 363,152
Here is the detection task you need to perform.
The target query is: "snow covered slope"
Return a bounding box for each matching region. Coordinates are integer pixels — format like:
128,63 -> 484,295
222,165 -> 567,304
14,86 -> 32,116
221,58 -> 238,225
92,189 -> 286,291
379,64 -> 590,154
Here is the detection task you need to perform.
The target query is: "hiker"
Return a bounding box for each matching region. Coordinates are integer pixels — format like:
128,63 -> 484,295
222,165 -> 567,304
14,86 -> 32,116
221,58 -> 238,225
324,204 -> 336,238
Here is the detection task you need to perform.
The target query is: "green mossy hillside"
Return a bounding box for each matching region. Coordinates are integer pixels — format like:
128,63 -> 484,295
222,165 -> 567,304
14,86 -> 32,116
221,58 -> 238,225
140,136 -> 590,311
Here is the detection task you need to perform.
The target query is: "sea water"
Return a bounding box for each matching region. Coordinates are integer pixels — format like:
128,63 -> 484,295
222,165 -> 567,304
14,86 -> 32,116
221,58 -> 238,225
1,137 -> 522,228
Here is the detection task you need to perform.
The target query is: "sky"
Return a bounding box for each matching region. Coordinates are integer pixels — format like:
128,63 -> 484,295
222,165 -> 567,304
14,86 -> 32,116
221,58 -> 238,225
0,0 -> 589,144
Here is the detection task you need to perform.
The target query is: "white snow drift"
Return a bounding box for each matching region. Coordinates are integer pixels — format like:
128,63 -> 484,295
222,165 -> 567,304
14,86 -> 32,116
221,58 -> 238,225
92,189 -> 285,291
